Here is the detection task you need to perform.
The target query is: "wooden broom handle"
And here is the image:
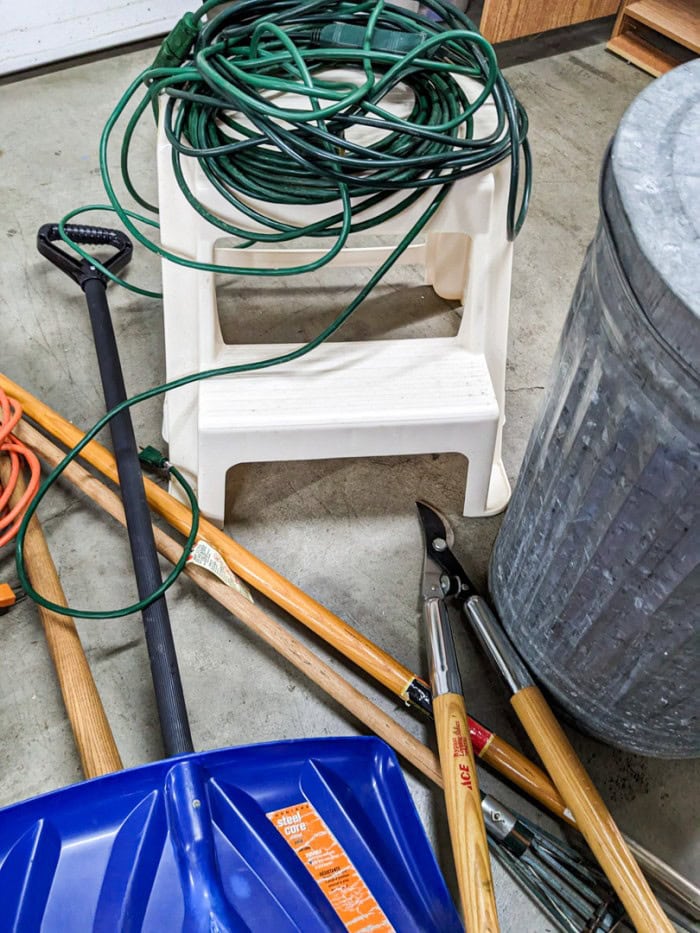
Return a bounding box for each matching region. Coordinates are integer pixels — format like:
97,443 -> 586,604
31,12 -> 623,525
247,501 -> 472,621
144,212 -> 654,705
0,459 -> 122,779
511,685 -> 673,933
433,692 -> 499,931
3,373 -> 569,820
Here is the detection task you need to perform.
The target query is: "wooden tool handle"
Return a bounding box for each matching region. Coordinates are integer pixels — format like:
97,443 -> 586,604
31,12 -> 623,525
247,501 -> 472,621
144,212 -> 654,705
511,685 -> 673,933
0,459 -> 122,780
479,732 -> 572,824
433,692 -> 499,932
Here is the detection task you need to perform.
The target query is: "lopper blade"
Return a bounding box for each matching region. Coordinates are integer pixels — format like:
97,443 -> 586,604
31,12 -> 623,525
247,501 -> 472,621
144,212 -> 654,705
416,499 -> 454,548
417,502 -> 448,602
416,501 -> 477,602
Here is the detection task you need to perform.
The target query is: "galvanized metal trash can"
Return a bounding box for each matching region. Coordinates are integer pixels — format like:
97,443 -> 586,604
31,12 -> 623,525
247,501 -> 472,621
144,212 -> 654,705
489,61 -> 700,758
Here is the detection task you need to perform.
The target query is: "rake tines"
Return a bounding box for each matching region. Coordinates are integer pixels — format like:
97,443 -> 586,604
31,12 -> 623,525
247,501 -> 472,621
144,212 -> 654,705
483,796 -> 628,932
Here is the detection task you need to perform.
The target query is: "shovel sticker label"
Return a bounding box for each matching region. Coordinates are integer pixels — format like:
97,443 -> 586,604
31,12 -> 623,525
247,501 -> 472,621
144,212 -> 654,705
267,801 -> 394,932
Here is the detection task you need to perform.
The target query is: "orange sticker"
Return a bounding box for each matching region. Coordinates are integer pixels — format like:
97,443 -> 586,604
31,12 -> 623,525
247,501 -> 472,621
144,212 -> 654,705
267,801 -> 394,932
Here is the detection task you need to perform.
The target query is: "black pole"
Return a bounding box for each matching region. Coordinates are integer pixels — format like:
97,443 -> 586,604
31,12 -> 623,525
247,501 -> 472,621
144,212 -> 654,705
82,276 -> 193,757
37,224 -> 193,758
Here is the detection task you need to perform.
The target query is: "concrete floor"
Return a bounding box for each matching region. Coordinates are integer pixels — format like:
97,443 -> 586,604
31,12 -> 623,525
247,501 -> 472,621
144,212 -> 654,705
1,29 -> 698,932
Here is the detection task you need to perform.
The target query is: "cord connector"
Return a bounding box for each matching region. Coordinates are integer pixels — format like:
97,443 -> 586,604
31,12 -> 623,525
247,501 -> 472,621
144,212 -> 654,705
138,445 -> 171,475
0,582 -> 24,614
316,23 -> 428,55
152,12 -> 199,71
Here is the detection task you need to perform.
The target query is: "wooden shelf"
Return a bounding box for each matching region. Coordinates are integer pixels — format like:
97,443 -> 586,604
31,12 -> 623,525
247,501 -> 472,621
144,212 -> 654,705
607,30 -> 682,76
607,0 -> 699,76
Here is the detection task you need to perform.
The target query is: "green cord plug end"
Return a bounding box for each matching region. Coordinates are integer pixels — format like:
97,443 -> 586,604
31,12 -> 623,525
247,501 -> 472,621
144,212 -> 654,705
316,23 -> 428,55
139,445 -> 171,474
152,12 -> 199,70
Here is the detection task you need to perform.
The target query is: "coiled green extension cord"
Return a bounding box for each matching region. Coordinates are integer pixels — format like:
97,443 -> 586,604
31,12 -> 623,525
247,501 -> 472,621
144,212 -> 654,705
17,0 -> 531,618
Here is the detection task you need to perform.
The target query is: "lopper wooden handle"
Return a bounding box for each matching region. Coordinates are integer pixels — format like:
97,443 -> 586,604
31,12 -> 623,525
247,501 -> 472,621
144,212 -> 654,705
511,685 -> 673,933
433,692 -> 499,932
0,459 -> 122,780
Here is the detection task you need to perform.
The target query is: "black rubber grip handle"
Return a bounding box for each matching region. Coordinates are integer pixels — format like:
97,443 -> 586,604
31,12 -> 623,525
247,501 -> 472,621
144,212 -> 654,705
37,222 -> 133,286
44,223 -> 131,250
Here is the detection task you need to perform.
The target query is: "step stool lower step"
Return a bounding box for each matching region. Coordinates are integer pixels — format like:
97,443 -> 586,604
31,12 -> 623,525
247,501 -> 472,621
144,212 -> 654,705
189,339 -> 504,522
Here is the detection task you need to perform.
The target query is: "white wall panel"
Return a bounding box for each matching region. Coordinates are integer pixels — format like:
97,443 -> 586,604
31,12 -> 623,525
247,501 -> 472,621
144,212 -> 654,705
1,0 -> 194,76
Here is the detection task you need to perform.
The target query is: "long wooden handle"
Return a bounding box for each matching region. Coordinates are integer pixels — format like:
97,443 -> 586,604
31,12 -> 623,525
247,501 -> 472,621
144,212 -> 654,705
4,375 -> 566,816
0,459 -> 122,780
511,685 -> 673,933
433,692 -> 499,932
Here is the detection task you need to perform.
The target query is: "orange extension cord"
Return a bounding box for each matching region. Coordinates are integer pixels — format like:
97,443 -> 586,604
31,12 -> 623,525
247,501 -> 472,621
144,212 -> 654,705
0,387 -> 41,548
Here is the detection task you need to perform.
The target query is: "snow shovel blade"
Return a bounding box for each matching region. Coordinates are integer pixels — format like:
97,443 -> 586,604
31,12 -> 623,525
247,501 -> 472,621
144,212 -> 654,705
0,736 -> 463,932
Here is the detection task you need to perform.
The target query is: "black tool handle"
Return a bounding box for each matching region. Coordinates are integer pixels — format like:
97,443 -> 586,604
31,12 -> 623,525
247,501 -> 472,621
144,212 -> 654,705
82,275 -> 193,758
38,222 -> 193,758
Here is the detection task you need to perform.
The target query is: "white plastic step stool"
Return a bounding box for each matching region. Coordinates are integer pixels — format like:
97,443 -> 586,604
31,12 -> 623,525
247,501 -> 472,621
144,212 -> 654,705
156,73 -> 514,525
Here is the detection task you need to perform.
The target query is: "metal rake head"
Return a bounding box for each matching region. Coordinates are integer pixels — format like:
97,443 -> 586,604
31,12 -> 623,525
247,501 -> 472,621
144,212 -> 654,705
484,800 -> 628,933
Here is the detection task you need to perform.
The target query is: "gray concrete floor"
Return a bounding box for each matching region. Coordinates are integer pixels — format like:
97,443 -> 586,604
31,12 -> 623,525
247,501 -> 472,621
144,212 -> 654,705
1,32 -> 698,932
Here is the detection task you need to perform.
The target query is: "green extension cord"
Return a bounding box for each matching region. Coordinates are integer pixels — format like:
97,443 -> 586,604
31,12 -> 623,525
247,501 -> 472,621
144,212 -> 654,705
17,0 -> 531,619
